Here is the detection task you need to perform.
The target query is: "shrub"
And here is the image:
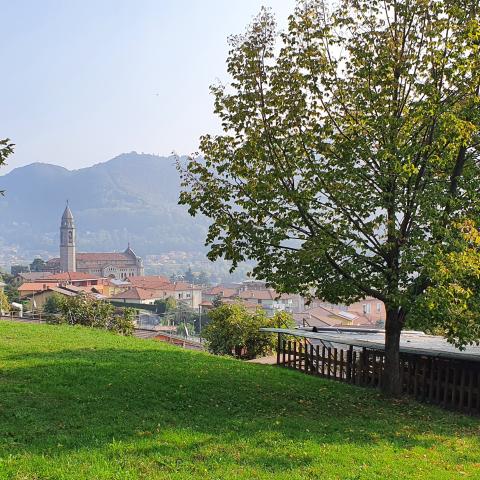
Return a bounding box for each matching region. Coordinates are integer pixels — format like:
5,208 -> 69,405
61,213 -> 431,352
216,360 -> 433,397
108,307 -> 135,336
59,295 -> 134,335
43,293 -> 63,314
203,304 -> 294,359
0,291 -> 10,315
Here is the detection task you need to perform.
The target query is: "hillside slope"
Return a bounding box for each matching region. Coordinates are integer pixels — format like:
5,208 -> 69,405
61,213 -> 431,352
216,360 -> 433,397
0,153 -> 208,256
0,321 -> 478,480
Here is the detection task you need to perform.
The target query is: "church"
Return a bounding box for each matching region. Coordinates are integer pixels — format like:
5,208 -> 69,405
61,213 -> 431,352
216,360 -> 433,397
45,205 -> 144,279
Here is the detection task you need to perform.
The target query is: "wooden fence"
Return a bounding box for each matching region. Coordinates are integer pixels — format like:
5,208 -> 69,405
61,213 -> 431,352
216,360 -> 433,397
277,335 -> 480,415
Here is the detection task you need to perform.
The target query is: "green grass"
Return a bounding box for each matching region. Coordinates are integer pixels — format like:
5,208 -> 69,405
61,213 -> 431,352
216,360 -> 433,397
0,322 -> 479,480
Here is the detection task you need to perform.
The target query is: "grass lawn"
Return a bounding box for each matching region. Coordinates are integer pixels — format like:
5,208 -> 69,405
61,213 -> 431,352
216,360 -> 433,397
0,321 -> 479,480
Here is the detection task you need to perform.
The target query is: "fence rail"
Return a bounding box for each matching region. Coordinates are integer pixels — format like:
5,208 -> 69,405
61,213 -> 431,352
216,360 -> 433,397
277,335 -> 480,415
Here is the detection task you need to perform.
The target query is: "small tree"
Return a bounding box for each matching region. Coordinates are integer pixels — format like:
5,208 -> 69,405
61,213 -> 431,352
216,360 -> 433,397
58,295 -> 133,334
184,267 -> 195,284
196,271 -> 210,286
203,303 -> 294,359
0,291 -> 10,315
212,294 -> 223,308
109,307 -> 135,336
30,258 -> 46,272
43,293 -> 63,314
0,275 -> 20,304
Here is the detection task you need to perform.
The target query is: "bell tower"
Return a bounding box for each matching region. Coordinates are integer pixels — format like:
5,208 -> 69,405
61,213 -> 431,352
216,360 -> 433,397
60,202 -> 76,272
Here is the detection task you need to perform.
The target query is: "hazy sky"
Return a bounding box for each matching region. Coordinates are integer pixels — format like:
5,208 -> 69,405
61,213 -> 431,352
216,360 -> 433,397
0,0 -> 294,173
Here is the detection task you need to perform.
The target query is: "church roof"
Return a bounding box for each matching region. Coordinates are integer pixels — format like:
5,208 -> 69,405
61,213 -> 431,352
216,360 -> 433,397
18,272 -> 53,281
124,244 -> 138,257
43,272 -> 101,282
62,205 -> 74,220
61,205 -> 75,228
76,252 -> 134,261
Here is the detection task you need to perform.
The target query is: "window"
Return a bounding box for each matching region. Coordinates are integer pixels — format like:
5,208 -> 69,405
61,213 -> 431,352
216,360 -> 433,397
363,304 -> 371,314
376,303 -> 381,313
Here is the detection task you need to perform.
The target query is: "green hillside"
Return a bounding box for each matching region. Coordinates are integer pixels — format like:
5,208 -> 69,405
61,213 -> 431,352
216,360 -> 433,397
0,321 -> 478,480
0,152 -> 209,256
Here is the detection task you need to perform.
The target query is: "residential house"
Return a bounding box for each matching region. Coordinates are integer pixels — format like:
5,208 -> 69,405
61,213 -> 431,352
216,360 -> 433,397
238,289 -> 304,315
202,285 -> 237,303
110,286 -> 164,305
23,284 -> 105,311
307,297 -> 386,325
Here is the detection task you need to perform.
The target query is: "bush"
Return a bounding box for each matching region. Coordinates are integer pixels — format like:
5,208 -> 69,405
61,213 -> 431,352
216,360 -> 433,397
43,293 -> 63,314
0,291 -> 10,315
108,307 -> 135,335
59,295 -> 134,335
203,304 -> 294,359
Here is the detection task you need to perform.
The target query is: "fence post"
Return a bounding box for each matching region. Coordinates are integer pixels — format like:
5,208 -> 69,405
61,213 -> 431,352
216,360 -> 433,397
327,347 -> 332,379
276,333 -> 281,365
293,342 -> 298,370
333,348 -> 338,380
361,347 -> 367,386
310,344 -> 315,373
321,346 -> 326,377
346,346 -> 353,382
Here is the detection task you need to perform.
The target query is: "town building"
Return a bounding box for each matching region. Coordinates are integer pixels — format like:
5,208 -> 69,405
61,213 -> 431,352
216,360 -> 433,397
18,272 -> 107,298
23,284 -> 106,311
109,277 -> 203,309
43,205 -> 144,279
307,297 -> 386,325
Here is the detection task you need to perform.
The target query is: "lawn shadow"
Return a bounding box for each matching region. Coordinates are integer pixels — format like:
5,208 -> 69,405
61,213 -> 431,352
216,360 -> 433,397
1,344 -> 478,467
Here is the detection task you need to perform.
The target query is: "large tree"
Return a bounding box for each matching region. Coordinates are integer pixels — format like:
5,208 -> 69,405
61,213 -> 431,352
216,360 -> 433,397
179,0 -> 480,395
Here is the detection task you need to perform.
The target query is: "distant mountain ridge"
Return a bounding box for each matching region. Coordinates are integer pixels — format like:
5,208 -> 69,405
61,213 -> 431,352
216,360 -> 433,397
0,152 -> 208,258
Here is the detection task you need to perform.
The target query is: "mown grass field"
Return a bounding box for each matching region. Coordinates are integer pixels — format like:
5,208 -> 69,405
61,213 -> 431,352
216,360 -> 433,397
0,321 -> 479,480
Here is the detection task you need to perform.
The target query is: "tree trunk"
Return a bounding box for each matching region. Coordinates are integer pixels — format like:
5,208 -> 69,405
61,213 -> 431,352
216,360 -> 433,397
382,307 -> 403,396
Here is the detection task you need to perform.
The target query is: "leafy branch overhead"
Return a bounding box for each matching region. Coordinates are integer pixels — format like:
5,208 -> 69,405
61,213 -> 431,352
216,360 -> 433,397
0,138 -> 14,196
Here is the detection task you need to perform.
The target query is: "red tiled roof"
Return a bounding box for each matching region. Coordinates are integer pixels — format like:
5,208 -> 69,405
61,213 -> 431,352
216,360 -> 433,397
18,272 -> 53,281
296,306 -> 374,327
110,286 -> 161,301
43,272 -> 101,282
160,282 -> 202,291
76,252 -> 133,261
128,276 -> 170,289
238,289 -> 275,301
204,286 -> 237,298
18,282 -> 53,292
222,298 -> 260,310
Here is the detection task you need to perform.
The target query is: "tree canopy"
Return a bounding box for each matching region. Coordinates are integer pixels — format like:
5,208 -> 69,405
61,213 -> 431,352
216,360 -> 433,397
179,0 -> 480,394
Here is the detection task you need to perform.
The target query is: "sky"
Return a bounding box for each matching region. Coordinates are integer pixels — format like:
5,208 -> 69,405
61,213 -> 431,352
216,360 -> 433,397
0,0 -> 294,173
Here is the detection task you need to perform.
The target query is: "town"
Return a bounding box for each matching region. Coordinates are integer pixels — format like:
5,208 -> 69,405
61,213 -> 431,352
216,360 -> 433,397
2,205 -> 387,335
1,0 -> 479,478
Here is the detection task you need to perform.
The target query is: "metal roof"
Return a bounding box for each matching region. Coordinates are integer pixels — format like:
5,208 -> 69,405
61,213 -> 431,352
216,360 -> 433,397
260,327 -> 480,363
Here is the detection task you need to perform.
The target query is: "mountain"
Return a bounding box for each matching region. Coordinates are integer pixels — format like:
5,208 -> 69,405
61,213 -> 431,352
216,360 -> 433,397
0,152 -> 209,259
